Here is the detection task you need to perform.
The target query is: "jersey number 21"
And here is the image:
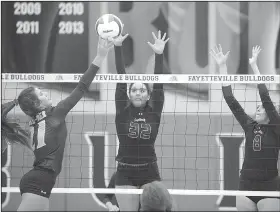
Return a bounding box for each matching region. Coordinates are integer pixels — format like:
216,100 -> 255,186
128,122 -> 151,139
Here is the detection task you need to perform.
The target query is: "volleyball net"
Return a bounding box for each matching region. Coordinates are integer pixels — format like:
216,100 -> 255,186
1,74 -> 280,210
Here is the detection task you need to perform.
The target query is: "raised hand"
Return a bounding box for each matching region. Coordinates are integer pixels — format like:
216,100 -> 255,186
108,34 -> 129,46
210,44 -> 230,66
249,45 -> 261,65
147,30 -> 169,54
97,37 -> 114,58
108,204 -> 119,211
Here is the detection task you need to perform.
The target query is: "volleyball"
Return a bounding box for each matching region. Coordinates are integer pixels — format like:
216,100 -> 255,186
95,14 -> 123,39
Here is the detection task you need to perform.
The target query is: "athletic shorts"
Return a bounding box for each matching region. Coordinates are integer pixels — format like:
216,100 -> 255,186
115,161 -> 161,187
19,167 -> 56,198
239,176 -> 280,204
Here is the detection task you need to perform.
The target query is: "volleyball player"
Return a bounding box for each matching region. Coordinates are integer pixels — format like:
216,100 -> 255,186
210,45 -> 280,211
1,38 -> 113,211
140,181 -> 173,212
108,30 -> 169,211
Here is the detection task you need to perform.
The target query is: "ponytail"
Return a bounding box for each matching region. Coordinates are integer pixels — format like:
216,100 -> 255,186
2,99 -> 18,119
1,100 -> 32,152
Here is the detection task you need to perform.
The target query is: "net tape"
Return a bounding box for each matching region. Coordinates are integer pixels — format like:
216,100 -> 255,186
2,74 -> 280,84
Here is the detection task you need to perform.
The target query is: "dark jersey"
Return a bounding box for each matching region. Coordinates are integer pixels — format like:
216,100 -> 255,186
30,64 -> 99,175
103,172 -> 118,206
114,46 -> 164,164
222,84 -> 280,180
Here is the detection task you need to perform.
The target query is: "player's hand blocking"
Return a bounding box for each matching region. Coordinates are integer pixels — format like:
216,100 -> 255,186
108,33 -> 129,46
106,202 -> 119,211
210,44 -> 230,67
249,45 -> 262,66
97,37 -> 114,58
249,45 -> 262,75
147,30 -> 169,54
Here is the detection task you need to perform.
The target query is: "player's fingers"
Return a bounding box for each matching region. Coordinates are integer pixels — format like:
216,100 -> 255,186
162,32 -> 166,40
98,36 -> 104,45
219,44 -> 223,53
108,37 -> 114,42
108,41 -> 114,49
164,37 -> 170,43
213,50 -> 220,61
225,51 -> 230,58
111,207 -> 118,212
152,32 -> 157,41
106,39 -> 111,45
210,52 -> 218,62
158,30 -> 161,39
147,42 -> 154,49
215,45 -> 219,53
210,48 -> 217,56
209,50 -> 217,60
123,33 -> 129,40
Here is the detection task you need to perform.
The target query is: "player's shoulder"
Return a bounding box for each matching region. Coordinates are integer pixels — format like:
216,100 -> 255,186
120,105 -> 131,115
45,106 -> 56,115
115,106 -> 129,119
145,105 -> 161,117
144,104 -> 153,112
45,107 -> 65,125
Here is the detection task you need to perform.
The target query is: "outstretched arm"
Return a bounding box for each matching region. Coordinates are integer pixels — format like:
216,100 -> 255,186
55,63 -> 100,117
249,45 -> 280,124
110,34 -> 129,115
147,31 -> 169,116
222,85 -> 253,130
210,44 -> 253,130
150,54 -> 164,115
55,39 -> 113,117
257,84 -> 280,124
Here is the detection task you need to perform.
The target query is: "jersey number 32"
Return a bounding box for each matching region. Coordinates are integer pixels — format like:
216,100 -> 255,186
128,122 -> 151,139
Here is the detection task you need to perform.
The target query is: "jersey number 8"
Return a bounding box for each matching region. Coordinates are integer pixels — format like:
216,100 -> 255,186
253,134 -> 262,151
128,122 -> 151,139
